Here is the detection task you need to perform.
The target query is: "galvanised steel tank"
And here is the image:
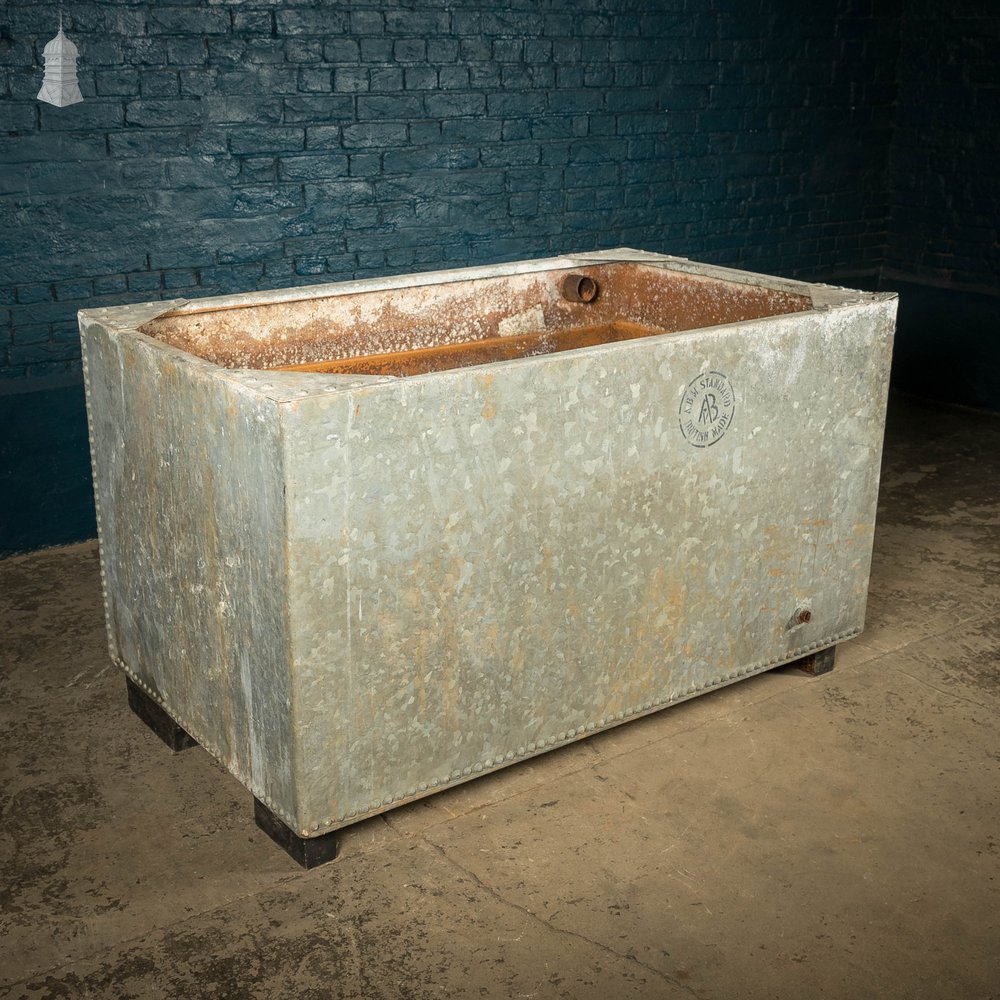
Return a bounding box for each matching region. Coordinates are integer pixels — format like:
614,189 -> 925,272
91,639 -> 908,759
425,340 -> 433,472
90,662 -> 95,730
79,249 -> 896,866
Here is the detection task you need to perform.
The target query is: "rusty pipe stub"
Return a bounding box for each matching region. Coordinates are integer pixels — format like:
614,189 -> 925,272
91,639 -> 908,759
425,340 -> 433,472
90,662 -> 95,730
787,606 -> 813,630
561,273 -> 599,303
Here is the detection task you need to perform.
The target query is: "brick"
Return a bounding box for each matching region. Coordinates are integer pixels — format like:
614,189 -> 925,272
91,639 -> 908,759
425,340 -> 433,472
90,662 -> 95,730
140,70 -> 180,98
204,96 -> 283,125
294,256 -> 328,275
126,99 -> 203,128
383,146 -> 478,173
616,112 -> 668,135
459,37 -> 492,63
487,91 -> 546,116
284,235 -> 349,258
501,118 -> 531,141
2,134 -> 108,164
16,284 -> 53,305
12,324 -> 53,346
393,38 -> 426,63
148,8 -> 230,35
370,67 -> 405,92
275,10 -> 349,36
200,263 -> 264,290
303,180 -> 374,207
405,67 -> 438,91
126,271 -> 162,293
340,122 -> 408,149
323,38 -> 359,63
166,157 -> 240,188
246,40 -> 288,65
233,10 -> 274,35
96,69 -> 141,96
333,67 -> 369,93
299,69 -> 335,93
180,69 -> 219,97
240,156 -> 278,183
376,169 -> 504,200
54,280 -> 91,302
438,66 -> 470,90
350,11 -> 384,35
425,92 -> 487,118
93,275 -> 127,296
0,103 -> 36,133
279,154 -> 350,181
283,95 -> 354,123
492,40 -> 523,63
163,270 -> 200,290
357,94 -> 423,120
342,155 -> 377,181
228,127 -> 305,155
285,39 -> 323,64
408,120 -> 441,144
442,118 -> 503,143
359,37 -> 394,63
469,64 -> 502,89
427,39 -> 460,63
556,66 -> 584,89
565,163 -> 619,188
584,64 -> 614,88
526,116 -> 573,140
40,101 -> 125,131
8,342 -> 79,366
525,39 -> 553,62
108,128 -> 228,159
480,144 -> 541,167
123,37 -> 170,64
385,10 -> 450,34
306,126 -> 342,150
231,186 -> 303,215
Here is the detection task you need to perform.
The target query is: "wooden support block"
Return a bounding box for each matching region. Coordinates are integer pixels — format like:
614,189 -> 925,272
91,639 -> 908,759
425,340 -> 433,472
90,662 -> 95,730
126,677 -> 198,753
253,798 -> 339,869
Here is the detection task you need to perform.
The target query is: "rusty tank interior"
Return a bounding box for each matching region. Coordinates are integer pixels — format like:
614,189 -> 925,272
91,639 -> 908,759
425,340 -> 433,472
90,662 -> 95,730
140,262 -> 813,376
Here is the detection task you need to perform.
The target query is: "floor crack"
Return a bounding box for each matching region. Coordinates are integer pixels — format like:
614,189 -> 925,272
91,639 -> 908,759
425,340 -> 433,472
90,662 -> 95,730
419,833 -> 707,1000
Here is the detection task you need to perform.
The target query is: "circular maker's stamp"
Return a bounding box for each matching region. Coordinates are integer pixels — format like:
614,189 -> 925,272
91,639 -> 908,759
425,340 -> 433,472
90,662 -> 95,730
679,371 -> 736,448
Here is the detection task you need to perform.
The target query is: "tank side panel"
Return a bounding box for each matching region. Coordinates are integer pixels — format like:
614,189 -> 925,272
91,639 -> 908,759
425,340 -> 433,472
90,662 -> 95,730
283,297 -> 896,832
80,320 -> 297,818
280,392 -> 353,835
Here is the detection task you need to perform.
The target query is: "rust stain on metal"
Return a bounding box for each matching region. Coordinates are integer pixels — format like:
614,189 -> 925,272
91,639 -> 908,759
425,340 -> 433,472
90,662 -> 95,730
139,263 -> 812,373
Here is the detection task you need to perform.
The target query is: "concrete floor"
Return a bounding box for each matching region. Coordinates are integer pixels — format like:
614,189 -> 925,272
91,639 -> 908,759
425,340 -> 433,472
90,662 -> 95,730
1,393 -> 998,999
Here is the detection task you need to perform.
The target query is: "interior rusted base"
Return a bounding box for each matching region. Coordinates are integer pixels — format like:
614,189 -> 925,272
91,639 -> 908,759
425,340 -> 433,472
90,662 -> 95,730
275,320 -> 668,377
790,646 -> 837,677
253,798 -> 339,869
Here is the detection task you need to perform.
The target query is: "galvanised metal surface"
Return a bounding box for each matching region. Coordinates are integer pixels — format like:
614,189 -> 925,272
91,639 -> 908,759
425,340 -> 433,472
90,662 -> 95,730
79,250 -> 897,838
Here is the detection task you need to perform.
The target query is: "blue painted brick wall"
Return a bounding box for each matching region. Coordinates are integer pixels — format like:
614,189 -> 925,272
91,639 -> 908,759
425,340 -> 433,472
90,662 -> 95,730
1,0 -> 899,381
885,0 -> 1000,292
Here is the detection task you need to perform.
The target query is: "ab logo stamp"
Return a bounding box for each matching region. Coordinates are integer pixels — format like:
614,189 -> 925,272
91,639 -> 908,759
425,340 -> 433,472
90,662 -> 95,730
679,371 -> 735,448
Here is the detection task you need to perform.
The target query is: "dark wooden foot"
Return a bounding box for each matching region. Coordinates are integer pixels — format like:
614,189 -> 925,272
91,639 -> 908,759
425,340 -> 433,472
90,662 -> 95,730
126,677 -> 198,752
253,798 -> 339,869
792,645 -> 837,676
